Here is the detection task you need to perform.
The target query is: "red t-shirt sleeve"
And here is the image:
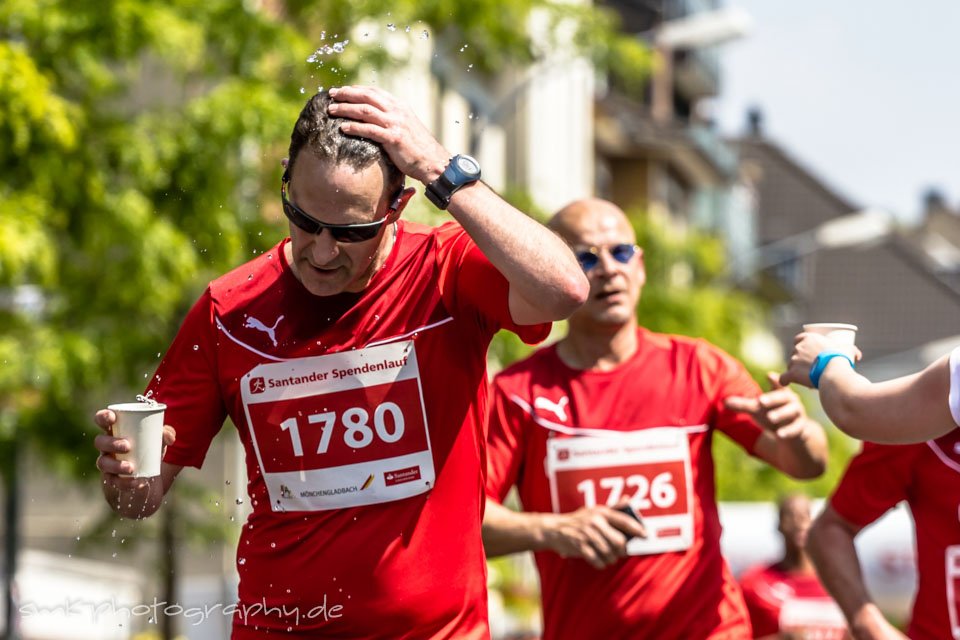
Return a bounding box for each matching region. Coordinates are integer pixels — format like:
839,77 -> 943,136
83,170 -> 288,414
485,376 -> 529,503
700,341 -> 765,453
145,288 -> 227,469
829,441 -> 918,528
434,222 -> 550,345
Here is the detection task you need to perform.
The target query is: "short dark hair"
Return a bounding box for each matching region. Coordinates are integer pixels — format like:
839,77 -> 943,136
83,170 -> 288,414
286,91 -> 403,194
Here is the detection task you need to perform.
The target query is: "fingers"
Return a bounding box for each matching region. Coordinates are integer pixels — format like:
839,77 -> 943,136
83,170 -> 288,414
94,409 -> 117,433
766,372 -> 783,390
724,395 -> 759,415
328,85 -> 393,111
605,503 -> 647,539
162,425 -> 177,447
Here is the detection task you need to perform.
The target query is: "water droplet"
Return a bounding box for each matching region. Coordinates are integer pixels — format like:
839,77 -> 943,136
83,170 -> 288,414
320,30 -> 326,41
148,617 -> 155,624
270,542 -> 277,548
238,557 -> 247,565
420,30 -> 429,40
247,274 -> 253,280
192,345 -> 199,351
235,498 -> 244,505
467,64 -> 474,72
299,87 -> 305,94
111,529 -> 116,538
386,23 -> 396,31
460,44 -> 469,52
75,536 -> 80,541
225,480 -> 231,485
404,25 -> 411,33
112,552 -> 117,558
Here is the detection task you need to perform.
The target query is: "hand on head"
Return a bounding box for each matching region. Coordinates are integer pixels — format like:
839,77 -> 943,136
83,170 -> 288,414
327,85 -> 450,185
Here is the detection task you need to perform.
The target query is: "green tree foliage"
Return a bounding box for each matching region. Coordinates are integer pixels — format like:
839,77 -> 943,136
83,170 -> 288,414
0,0 -> 650,480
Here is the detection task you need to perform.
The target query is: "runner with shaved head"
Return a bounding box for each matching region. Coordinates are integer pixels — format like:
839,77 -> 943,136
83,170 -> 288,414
483,198 -> 829,639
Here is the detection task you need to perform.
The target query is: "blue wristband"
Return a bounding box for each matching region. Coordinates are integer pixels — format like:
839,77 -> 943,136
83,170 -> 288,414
809,351 -> 855,389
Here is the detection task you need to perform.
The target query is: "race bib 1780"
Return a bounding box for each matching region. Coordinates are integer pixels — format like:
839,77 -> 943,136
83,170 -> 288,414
240,340 -> 435,511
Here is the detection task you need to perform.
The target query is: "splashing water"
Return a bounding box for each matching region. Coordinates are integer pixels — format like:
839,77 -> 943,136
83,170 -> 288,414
306,39 -> 350,63
136,391 -> 160,407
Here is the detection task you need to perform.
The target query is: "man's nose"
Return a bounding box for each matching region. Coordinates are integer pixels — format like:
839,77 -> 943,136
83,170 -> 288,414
310,228 -> 340,262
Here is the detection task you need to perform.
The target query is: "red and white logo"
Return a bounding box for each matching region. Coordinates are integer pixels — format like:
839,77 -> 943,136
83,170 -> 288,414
384,466 -> 421,486
250,377 -> 266,394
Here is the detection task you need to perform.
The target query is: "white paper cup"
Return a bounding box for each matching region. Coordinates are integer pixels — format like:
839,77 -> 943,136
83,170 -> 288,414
107,402 -> 167,478
802,323 -> 858,346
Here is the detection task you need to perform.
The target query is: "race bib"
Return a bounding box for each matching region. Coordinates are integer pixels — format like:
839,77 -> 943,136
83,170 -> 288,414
241,340 -> 435,511
779,599 -> 847,639
546,427 -> 695,555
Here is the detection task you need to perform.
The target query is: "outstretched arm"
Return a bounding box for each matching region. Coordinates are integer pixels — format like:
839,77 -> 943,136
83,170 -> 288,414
327,85 -> 588,324
725,373 -> 828,479
779,332 -> 956,443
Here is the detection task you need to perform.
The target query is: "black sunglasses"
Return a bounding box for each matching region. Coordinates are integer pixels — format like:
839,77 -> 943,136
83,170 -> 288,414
280,174 -> 402,243
575,243 -> 640,272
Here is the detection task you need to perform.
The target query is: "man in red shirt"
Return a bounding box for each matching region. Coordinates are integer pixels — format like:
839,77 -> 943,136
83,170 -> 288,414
808,433 -> 960,640
92,86 -> 588,638
483,197 -> 829,639
739,494 -> 846,639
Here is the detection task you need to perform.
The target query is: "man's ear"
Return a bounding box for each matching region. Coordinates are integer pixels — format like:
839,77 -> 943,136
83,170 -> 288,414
387,186 -> 417,220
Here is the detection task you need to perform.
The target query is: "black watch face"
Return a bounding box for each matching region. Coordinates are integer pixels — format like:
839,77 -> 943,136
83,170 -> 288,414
454,155 -> 481,178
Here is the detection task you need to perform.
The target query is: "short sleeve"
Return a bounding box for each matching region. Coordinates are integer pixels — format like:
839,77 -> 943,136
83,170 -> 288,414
949,346 -> 960,427
146,288 -> 227,469
485,376 -> 529,503
829,442 -> 920,529
701,342 -> 765,453
434,222 -> 550,345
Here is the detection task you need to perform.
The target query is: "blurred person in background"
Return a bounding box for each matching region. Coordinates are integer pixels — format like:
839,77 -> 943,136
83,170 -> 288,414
808,431 -> 960,640
739,494 -> 846,639
482,197 -> 829,639
780,331 -> 960,444
92,85 -> 587,639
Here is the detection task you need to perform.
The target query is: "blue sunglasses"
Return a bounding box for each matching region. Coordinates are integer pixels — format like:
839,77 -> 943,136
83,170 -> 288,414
575,243 -> 640,272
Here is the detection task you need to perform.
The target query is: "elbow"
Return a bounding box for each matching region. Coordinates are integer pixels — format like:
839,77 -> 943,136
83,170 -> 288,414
554,271 -> 589,319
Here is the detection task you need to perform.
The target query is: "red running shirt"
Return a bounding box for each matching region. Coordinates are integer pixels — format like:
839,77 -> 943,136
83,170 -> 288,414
486,329 -> 765,640
146,221 -> 549,639
830,432 -> 960,640
739,564 -> 845,638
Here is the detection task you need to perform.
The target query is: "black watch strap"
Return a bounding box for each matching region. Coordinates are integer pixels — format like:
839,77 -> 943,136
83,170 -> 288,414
425,155 -> 481,210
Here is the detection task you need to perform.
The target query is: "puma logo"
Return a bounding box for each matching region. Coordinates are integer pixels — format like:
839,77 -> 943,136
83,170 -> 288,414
244,315 -> 284,347
535,395 -> 569,422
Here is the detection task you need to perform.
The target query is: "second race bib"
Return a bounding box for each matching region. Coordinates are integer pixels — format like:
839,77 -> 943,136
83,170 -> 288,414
546,427 -> 695,555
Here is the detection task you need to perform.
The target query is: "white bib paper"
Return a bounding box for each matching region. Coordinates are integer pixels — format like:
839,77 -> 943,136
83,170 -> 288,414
241,340 -> 435,511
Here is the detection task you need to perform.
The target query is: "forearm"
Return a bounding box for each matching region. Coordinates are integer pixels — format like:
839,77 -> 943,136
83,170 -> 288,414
445,182 -> 588,323
818,355 -> 955,443
767,419 -> 829,479
483,497 -> 556,557
808,515 -> 879,636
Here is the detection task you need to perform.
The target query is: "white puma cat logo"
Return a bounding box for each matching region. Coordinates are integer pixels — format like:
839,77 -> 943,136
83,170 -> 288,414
244,315 -> 284,347
534,395 -> 569,422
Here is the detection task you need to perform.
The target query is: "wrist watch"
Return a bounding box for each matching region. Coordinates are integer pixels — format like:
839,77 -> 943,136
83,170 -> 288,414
425,154 -> 481,210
